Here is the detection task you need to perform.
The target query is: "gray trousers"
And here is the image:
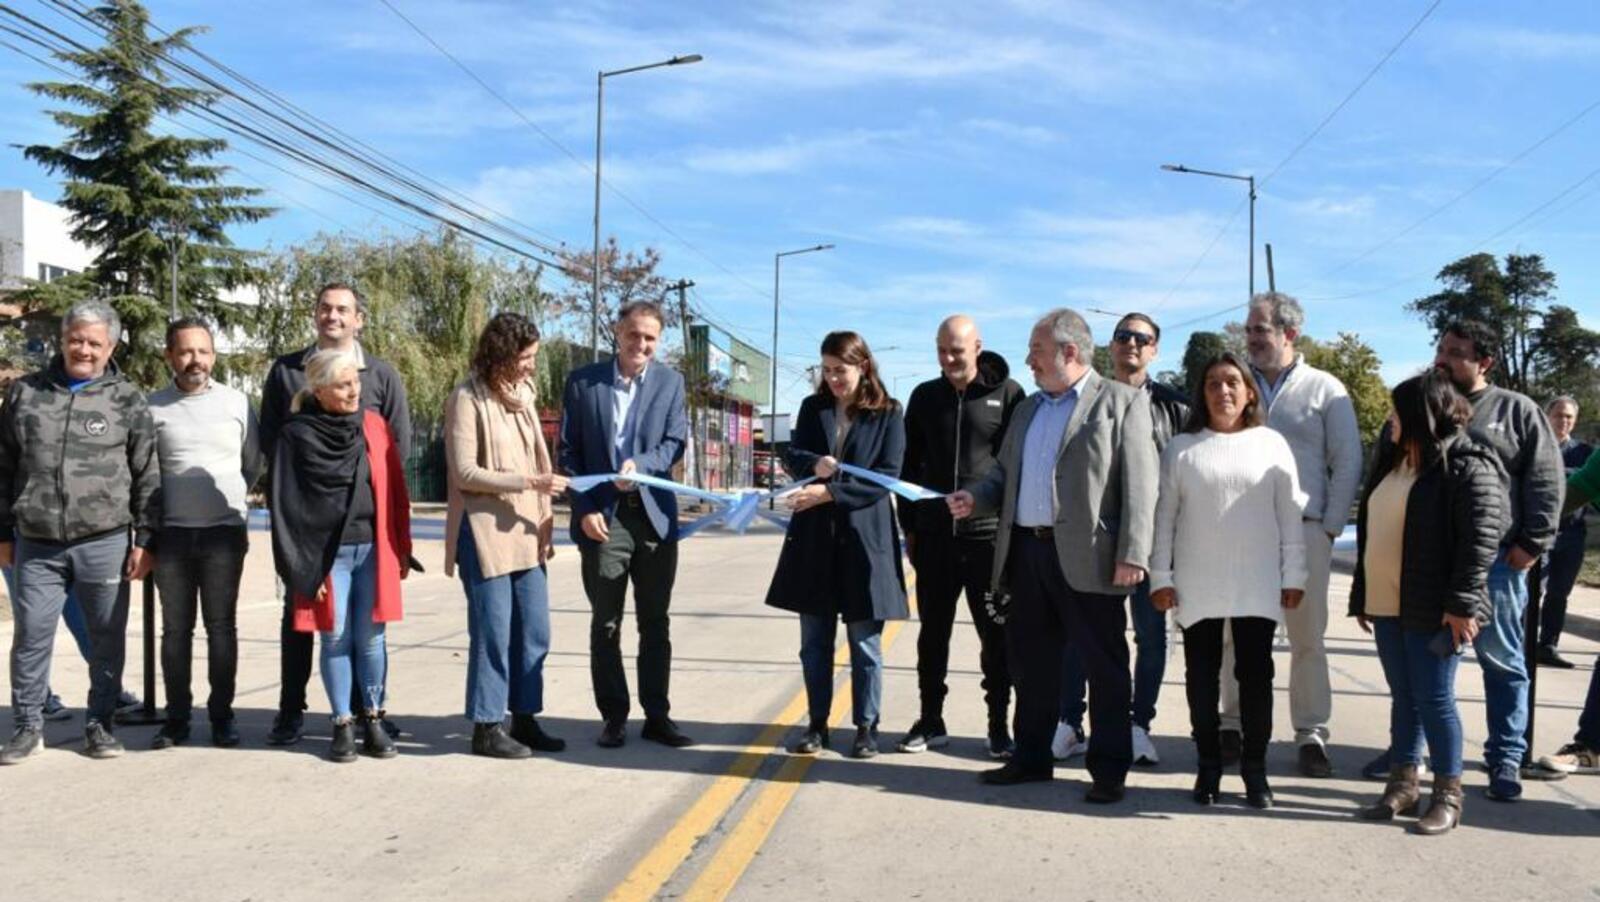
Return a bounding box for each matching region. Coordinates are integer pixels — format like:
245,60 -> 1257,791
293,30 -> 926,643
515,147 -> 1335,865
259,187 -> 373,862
10,531 -> 130,729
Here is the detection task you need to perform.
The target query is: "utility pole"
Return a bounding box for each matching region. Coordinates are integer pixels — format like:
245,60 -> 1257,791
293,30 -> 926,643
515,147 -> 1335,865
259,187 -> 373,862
1265,243 -> 1277,293
666,278 -> 700,489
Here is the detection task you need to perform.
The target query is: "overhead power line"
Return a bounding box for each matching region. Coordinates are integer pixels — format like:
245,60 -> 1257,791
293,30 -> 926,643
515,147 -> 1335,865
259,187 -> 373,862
1155,0 -> 1445,309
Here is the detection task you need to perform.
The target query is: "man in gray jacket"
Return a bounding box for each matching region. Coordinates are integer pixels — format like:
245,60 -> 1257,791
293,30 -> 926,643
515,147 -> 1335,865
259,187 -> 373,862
0,301 -> 161,764
1434,319 -> 1563,802
1229,293 -> 1363,778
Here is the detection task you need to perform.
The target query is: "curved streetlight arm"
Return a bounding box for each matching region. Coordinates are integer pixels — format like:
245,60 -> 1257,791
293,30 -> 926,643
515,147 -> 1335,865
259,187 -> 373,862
603,54 -> 703,79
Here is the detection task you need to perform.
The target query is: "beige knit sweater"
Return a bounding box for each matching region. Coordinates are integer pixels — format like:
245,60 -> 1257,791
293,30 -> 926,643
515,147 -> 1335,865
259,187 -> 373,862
444,377 -> 555,580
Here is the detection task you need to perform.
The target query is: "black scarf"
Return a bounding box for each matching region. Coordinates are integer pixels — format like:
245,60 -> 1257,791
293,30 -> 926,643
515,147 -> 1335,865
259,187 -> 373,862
270,400 -> 369,599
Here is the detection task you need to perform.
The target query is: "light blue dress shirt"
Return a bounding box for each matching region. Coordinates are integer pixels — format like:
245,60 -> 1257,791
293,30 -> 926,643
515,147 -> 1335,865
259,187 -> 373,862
1251,359 -> 1297,411
611,360 -> 648,469
1015,379 -> 1081,528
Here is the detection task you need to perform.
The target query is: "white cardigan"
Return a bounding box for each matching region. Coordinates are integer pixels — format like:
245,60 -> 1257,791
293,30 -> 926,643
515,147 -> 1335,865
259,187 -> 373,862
1150,427 -> 1309,628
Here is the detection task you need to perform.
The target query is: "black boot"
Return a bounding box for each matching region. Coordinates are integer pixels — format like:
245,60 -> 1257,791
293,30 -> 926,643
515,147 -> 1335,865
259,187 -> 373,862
1193,760 -> 1223,805
473,722 -> 532,759
361,713 -> 397,759
1242,760 -> 1274,809
511,713 -> 567,752
329,719 -> 357,763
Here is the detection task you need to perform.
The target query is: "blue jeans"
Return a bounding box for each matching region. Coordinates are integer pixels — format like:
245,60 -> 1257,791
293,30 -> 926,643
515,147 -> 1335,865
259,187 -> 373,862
458,523 -> 552,722
1059,579 -> 1166,731
318,543 -> 386,720
1473,554 -> 1530,769
798,614 -> 883,728
3,566 -> 92,659
1373,618 -> 1464,778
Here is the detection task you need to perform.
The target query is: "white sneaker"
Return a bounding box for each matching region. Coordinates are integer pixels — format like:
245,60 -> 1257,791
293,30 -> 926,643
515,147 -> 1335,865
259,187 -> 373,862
1132,725 -> 1160,766
1051,720 -> 1087,761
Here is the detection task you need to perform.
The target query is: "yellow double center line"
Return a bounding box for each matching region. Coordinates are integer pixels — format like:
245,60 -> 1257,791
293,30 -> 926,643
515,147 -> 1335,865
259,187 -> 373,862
605,573 -> 916,902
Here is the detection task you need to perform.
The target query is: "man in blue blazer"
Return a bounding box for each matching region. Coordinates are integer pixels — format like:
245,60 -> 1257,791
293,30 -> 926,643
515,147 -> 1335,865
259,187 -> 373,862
559,301 -> 691,749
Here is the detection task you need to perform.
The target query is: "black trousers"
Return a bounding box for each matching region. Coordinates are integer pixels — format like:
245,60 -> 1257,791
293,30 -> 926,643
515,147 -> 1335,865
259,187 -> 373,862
1183,616 -> 1275,766
580,496 -> 679,723
1007,530 -> 1132,785
910,531 -> 1010,723
155,525 -> 247,725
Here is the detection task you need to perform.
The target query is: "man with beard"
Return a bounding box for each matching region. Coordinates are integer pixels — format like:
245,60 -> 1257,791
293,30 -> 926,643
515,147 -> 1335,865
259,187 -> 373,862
146,319 -> 265,749
1431,319 -> 1562,801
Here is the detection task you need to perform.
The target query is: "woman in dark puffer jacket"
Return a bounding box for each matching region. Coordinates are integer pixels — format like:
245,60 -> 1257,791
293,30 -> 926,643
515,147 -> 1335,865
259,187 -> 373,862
1349,370 -> 1506,835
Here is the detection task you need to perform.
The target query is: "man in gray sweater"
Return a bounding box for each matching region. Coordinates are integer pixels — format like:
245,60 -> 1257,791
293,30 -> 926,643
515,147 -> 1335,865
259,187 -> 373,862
1434,319 -> 1564,802
147,319 -> 265,750
1228,293 -> 1363,778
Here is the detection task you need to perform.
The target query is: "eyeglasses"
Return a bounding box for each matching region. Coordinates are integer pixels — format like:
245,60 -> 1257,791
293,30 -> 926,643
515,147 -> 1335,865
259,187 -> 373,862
1112,329 -> 1156,348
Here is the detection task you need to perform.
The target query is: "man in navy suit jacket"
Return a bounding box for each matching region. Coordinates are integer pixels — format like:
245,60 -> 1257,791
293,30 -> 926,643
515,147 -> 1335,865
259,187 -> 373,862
559,301 -> 692,749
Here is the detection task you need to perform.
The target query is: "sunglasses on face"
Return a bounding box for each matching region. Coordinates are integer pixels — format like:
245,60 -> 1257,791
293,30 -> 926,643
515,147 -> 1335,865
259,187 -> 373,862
1112,329 -> 1156,348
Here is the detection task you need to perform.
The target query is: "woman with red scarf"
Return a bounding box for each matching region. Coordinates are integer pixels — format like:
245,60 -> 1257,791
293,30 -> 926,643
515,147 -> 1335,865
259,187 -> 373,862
270,349 -> 413,763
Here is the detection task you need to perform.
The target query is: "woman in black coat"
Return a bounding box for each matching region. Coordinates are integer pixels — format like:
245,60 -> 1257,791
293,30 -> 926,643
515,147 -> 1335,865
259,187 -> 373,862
766,331 -> 909,759
1349,370 -> 1506,835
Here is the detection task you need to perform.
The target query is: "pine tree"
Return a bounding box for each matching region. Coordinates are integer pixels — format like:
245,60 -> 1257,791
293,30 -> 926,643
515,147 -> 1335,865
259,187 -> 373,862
21,0 -> 273,385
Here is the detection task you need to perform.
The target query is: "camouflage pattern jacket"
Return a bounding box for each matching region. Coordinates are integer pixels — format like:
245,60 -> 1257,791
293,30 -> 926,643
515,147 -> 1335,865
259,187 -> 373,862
0,357 -> 162,548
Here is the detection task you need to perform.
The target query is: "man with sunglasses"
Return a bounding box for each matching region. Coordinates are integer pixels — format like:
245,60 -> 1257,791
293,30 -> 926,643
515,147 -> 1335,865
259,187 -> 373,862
1052,313 -> 1188,767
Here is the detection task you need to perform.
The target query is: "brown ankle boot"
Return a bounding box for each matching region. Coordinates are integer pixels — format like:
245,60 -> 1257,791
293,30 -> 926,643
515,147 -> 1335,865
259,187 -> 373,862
1358,763 -> 1421,820
1411,774 -> 1463,835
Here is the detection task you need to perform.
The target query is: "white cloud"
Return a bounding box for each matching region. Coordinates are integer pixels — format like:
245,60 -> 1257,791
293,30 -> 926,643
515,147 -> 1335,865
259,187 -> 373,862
961,118 -> 1063,145
684,129 -> 909,176
1443,24 -> 1600,62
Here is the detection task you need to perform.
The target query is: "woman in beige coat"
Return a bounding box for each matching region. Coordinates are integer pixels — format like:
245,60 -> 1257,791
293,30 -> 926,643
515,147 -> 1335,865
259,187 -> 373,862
446,313 -> 569,758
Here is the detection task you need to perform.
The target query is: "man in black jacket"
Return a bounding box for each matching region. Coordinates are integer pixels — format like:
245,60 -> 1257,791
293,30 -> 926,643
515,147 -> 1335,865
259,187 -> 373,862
1055,313 -> 1187,767
895,315 -> 1025,756
259,282 -> 412,747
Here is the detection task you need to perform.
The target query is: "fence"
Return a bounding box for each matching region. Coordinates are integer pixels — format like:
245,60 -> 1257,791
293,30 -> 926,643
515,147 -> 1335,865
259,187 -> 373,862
401,411 -> 563,503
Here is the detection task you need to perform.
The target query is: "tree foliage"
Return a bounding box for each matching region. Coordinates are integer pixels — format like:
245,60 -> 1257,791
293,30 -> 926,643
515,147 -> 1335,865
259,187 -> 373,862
1298,332 -> 1390,446
1532,305 -> 1600,440
249,229 -> 552,421
1180,331 -> 1230,395
554,237 -> 675,351
18,0 -> 273,385
1407,252 -> 1555,394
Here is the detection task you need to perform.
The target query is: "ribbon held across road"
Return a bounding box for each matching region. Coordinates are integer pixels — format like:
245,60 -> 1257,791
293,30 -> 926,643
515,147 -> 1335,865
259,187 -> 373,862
567,466 -> 944,538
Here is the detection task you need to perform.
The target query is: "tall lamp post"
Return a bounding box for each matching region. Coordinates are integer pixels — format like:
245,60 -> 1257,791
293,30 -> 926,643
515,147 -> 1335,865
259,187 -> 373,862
770,243 -> 834,497
591,53 -> 703,359
1161,163 -> 1257,299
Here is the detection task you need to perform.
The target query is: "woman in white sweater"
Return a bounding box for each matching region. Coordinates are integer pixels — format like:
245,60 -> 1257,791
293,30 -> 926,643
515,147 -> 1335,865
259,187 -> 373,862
1151,352 -> 1307,809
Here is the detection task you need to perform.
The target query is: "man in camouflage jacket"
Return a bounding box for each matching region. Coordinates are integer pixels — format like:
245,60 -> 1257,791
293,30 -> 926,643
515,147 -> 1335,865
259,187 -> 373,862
0,301 -> 161,764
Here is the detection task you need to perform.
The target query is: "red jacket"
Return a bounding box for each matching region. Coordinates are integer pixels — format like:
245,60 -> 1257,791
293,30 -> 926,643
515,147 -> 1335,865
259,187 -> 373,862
293,410 -> 412,633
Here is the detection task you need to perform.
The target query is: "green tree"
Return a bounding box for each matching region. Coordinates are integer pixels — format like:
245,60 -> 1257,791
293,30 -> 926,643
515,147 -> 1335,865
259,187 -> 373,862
1298,332 -> 1390,446
1407,252 -> 1554,394
1532,305 -> 1600,439
1180,331 -> 1229,394
19,0 -> 272,385
251,229 -> 552,421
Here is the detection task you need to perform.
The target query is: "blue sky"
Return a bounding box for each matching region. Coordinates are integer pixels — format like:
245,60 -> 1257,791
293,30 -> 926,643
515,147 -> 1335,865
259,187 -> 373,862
2,0 -> 1598,416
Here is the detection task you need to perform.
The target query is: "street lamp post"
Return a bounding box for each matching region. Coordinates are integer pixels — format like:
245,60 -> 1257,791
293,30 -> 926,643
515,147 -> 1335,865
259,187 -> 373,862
591,53 -> 703,360
1161,163 -> 1257,299
770,243 -> 834,499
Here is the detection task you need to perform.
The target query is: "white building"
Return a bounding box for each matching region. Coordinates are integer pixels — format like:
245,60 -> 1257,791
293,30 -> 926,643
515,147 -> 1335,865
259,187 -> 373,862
0,188 -> 96,290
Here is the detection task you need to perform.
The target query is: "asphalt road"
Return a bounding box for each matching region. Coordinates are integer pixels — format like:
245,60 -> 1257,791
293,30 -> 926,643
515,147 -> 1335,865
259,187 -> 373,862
1,523 -> 1597,901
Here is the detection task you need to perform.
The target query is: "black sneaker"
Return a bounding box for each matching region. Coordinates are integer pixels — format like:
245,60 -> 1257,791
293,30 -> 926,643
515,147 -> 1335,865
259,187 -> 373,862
852,726 -> 880,759
151,721 -> 190,750
986,721 -> 1015,759
472,722 -> 532,759
895,717 -> 949,754
790,725 -> 828,755
267,711 -> 304,747
0,725 -> 44,765
1298,742 -> 1334,778
84,721 -> 125,759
